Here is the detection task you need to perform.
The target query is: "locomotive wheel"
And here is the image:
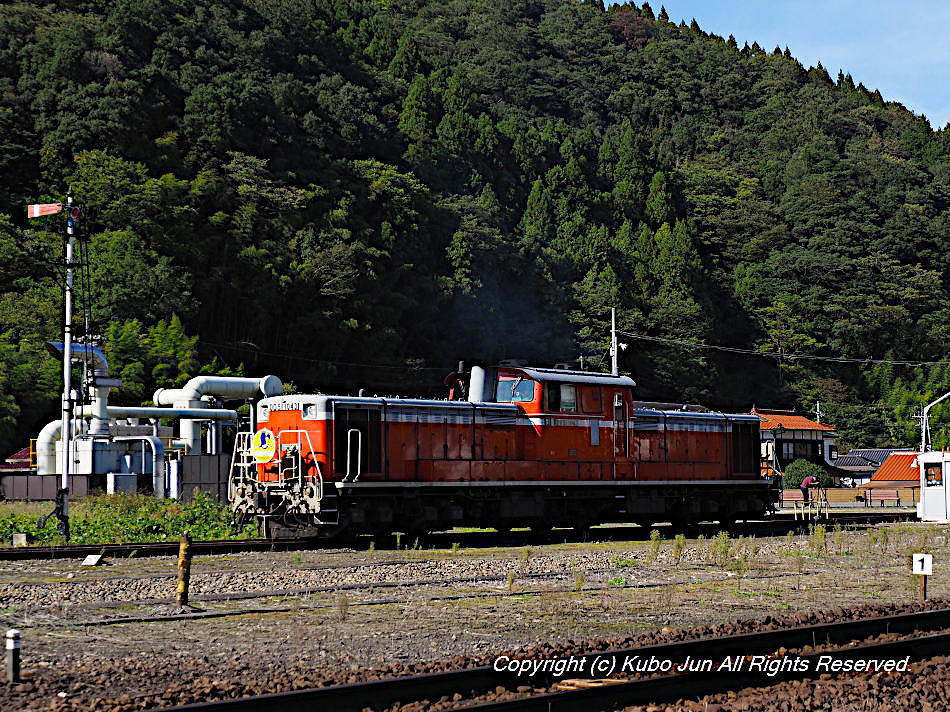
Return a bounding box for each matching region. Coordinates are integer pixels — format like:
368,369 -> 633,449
668,510 -> 696,536
718,513 -> 738,531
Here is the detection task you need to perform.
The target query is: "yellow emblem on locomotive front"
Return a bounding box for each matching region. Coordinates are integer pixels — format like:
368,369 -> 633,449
250,428 -> 277,463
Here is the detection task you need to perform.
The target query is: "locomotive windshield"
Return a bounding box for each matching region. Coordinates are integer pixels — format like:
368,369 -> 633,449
497,376 -> 536,403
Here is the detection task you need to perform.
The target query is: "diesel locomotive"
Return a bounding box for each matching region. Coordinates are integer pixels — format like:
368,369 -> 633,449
228,364 -> 779,538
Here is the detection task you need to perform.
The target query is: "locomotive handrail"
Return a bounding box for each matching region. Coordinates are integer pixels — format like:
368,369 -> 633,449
276,429 -> 323,499
228,431 -> 256,500
345,428 -> 362,482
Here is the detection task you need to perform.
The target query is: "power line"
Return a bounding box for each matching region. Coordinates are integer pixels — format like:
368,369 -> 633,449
201,341 -> 451,373
617,330 -> 950,367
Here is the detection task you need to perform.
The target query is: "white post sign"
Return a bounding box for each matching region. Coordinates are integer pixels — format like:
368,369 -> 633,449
913,553 -> 933,602
912,553 -> 933,576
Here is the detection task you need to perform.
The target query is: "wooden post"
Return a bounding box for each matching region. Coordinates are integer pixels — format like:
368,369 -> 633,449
177,531 -> 192,607
919,574 -> 928,603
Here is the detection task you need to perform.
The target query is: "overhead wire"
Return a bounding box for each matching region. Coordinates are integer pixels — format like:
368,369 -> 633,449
617,330 -> 950,367
201,341 -> 451,373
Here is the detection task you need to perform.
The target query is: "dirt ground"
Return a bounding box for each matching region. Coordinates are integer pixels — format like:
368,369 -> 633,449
0,520 -> 947,710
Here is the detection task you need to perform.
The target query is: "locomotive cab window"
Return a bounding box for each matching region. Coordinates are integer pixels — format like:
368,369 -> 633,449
546,383 -> 577,412
497,377 -> 536,403
580,386 -> 602,414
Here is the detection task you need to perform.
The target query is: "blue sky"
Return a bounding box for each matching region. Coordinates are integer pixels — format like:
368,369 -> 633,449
654,1 -> 950,130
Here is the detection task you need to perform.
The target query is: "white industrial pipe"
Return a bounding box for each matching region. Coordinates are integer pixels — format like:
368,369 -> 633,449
153,375 -> 282,406
153,375 -> 281,454
114,436 -> 165,497
35,419 -> 88,476
35,406 -> 238,475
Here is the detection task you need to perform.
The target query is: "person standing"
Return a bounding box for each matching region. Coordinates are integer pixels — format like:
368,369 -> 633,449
800,474 -> 818,503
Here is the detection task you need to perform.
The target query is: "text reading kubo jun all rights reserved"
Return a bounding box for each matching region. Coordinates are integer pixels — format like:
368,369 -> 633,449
493,654 -> 912,678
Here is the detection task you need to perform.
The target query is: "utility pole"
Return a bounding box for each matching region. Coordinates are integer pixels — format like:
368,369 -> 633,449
610,308 -> 619,376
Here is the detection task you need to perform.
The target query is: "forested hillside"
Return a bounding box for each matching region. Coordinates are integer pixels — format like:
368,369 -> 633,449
2,0 -> 949,456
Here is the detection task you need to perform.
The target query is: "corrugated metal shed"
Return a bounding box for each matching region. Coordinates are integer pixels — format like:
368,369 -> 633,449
869,452 -> 920,482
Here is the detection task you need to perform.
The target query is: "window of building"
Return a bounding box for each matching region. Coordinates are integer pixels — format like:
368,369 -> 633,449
497,377 -> 536,403
925,463 -> 943,487
781,441 -> 816,462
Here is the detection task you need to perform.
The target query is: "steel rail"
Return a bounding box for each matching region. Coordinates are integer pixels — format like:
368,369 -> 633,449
149,607 -> 950,712
454,630 -> 950,712
0,537 -> 321,560
0,511 -> 914,560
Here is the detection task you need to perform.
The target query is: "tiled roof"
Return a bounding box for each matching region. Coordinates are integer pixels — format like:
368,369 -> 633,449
751,408 -> 837,432
835,455 -> 877,469
843,448 -> 910,464
870,452 -> 920,482
0,446 -> 33,472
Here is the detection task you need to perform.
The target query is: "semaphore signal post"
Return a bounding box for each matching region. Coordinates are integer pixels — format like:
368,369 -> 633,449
27,189 -> 84,540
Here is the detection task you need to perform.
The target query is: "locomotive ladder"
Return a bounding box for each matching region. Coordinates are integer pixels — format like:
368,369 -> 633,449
228,430 -> 338,525
227,431 -> 256,501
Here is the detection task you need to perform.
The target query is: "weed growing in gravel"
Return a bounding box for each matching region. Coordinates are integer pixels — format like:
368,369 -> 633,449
833,524 -> 844,554
336,593 -> 349,622
506,571 -> 516,593
519,546 -> 533,572
794,553 -> 806,590
607,576 -> 626,586
659,584 -> 675,623
573,571 -> 585,592
395,532 -> 403,549
610,556 -> 635,569
695,534 -> 706,561
808,524 -> 827,556
711,531 -> 731,568
880,526 -> 890,551
292,552 -> 303,565
368,540 -> 376,554
451,542 -> 460,554
729,539 -> 753,589
672,534 -> 686,566
647,529 -> 662,563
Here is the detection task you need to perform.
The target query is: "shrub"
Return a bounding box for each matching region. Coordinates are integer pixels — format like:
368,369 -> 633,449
0,492 -> 255,545
783,459 -> 832,488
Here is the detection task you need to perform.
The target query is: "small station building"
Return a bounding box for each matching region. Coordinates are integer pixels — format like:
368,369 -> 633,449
917,451 -> 950,522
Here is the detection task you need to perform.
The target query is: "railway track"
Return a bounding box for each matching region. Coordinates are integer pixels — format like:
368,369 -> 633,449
0,511 -> 916,560
149,607 -> 950,712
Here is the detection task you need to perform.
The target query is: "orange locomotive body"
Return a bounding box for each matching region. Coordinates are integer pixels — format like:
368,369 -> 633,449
229,365 -> 776,537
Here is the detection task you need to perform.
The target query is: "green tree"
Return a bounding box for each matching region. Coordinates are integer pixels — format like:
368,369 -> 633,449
783,459 -> 831,489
